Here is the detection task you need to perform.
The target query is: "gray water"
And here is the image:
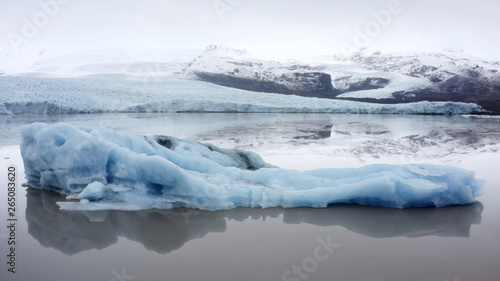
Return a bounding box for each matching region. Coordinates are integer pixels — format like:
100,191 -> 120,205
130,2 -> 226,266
0,113 -> 499,281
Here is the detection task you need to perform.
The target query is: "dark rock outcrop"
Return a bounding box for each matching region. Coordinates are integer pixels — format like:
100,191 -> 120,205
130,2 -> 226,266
347,77 -> 390,92
391,75 -> 500,113
192,71 -> 339,98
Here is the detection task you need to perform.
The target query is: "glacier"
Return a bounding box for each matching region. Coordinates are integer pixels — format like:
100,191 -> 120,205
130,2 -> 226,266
0,75 -> 485,115
21,123 -> 484,211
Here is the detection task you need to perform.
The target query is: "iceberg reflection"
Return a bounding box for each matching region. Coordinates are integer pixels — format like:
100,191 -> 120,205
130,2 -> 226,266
26,188 -> 483,256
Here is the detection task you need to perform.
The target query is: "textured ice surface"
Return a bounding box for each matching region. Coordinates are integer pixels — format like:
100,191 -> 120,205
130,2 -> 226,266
21,123 -> 484,210
0,76 -> 484,115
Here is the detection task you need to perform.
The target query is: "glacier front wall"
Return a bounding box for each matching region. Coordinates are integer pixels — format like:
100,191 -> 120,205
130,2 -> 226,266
21,123 -> 484,211
0,76 -> 486,115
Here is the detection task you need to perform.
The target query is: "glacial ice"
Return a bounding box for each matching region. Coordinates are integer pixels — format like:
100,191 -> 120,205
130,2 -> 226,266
21,123 -> 484,211
78,182 -> 106,201
0,76 -> 485,115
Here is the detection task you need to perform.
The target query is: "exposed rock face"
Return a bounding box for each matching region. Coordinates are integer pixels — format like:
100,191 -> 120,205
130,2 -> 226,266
347,77 -> 390,92
390,75 -> 500,113
191,71 -> 338,98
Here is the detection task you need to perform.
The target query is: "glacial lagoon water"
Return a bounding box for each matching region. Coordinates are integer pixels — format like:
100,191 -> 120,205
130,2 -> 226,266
0,113 -> 499,281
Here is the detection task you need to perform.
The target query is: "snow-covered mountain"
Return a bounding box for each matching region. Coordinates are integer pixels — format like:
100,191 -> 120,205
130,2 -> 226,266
1,45 -> 499,114
342,49 -> 500,111
181,46 -> 500,113
182,45 -> 338,98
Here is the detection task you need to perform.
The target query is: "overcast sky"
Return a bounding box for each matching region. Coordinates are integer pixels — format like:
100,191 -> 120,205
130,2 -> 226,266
0,0 -> 499,60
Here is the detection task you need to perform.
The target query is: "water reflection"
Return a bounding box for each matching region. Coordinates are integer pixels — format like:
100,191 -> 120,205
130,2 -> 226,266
283,203 -> 483,238
26,188 -> 227,255
26,188 -> 483,256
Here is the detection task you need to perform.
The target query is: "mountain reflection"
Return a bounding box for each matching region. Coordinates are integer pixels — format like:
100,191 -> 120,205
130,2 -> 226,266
26,188 -> 483,256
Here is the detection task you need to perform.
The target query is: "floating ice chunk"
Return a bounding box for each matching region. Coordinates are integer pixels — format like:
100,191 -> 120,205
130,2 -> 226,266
78,182 -> 106,201
21,123 -> 484,211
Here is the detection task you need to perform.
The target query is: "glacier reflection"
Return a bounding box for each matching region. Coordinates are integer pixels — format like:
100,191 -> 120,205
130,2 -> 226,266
26,188 -> 483,256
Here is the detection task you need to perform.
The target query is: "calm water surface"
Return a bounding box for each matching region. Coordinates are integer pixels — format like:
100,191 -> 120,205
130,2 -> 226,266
0,113 -> 499,281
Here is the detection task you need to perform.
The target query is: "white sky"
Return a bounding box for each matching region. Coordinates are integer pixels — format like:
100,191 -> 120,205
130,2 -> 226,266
0,0 -> 499,60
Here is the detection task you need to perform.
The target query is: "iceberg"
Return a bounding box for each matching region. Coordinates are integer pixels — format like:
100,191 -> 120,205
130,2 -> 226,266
21,123 -> 484,211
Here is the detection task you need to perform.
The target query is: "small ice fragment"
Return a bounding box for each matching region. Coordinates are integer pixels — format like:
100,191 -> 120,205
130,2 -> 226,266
66,194 -> 79,200
78,182 -> 106,201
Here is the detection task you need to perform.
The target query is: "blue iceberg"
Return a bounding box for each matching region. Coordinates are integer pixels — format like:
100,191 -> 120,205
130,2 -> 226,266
21,123 -> 484,211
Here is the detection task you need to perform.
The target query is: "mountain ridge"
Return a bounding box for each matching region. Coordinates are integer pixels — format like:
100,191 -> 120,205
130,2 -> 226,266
180,46 -> 500,113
